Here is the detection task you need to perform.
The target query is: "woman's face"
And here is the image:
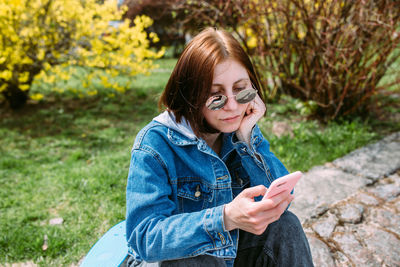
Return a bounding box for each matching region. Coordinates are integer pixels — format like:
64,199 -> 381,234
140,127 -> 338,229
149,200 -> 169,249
202,59 -> 251,133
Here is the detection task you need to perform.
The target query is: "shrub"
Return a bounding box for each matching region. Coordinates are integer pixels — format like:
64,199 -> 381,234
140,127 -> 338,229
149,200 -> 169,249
246,0 -> 400,120
122,0 -> 245,57
175,0 -> 400,120
122,0 -> 186,57
0,0 -> 164,109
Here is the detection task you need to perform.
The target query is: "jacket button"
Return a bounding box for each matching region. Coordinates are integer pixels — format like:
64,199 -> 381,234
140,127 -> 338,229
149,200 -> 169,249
218,233 -> 226,245
195,185 -> 201,197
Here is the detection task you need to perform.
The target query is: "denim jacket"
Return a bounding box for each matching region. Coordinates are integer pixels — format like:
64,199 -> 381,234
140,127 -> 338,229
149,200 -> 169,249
126,111 -> 289,266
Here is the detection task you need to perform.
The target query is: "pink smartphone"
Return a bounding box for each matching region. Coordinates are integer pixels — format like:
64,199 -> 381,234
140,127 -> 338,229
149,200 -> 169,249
263,171 -> 302,200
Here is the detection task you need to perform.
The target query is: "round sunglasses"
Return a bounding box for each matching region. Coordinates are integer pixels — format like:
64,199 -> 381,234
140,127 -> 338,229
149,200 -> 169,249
205,87 -> 258,110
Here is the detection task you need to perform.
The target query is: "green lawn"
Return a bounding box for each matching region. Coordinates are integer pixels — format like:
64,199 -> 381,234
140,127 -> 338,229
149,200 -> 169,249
0,58 -> 398,266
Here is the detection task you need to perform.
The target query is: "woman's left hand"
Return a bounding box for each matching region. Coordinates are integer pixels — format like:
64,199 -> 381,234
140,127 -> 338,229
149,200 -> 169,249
236,94 -> 266,146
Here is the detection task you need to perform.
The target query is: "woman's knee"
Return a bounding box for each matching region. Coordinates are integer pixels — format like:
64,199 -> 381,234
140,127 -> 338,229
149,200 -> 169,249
267,210 -> 304,239
279,210 -> 302,227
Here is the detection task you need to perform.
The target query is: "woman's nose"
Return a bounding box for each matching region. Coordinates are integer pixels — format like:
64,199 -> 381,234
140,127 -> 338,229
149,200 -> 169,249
222,95 -> 239,110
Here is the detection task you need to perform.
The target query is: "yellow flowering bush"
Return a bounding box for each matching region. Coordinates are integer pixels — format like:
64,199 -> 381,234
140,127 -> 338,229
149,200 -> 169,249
0,0 -> 164,109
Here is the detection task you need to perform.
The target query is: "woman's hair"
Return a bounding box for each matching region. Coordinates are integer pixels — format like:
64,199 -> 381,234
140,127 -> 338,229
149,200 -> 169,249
159,27 -> 263,136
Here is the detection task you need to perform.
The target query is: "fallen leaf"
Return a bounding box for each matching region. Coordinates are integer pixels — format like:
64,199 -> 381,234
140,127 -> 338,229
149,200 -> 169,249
49,217 -> 64,225
42,234 -> 48,251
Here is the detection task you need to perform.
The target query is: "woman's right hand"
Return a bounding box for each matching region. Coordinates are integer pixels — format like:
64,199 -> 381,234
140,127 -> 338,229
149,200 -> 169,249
223,185 -> 294,235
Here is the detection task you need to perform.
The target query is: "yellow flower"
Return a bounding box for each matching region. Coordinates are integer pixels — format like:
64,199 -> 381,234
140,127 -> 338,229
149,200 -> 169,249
19,84 -> 30,91
0,83 -> 7,92
18,72 -> 29,83
297,31 -> 306,39
247,37 -> 257,49
30,93 -> 44,101
87,90 -> 98,96
0,70 -> 12,80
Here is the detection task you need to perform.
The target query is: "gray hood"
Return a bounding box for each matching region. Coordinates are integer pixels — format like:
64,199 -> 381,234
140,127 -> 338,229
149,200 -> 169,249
153,111 -> 197,140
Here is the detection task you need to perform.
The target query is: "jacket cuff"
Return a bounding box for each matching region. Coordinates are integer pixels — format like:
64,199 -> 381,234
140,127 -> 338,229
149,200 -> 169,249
203,206 -> 232,248
233,126 -> 263,151
249,125 -> 264,148
233,126 -> 265,168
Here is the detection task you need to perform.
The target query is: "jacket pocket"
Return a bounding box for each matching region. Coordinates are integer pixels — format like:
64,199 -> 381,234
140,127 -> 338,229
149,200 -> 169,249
177,179 -> 213,213
231,165 -> 250,198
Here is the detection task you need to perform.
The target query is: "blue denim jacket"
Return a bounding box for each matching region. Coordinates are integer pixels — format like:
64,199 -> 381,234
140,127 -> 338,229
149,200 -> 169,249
126,111 -> 289,266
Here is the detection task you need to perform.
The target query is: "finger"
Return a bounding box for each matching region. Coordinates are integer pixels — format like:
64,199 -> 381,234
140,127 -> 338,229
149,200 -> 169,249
254,95 -> 266,109
258,189 -> 291,210
259,198 -> 291,225
246,102 -> 253,115
275,194 -> 294,215
264,214 -> 280,226
251,98 -> 265,116
256,100 -> 266,114
241,185 -> 267,199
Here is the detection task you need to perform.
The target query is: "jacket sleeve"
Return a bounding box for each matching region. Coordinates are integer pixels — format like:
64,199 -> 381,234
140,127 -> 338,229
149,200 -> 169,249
125,148 -> 234,262
232,125 -> 289,187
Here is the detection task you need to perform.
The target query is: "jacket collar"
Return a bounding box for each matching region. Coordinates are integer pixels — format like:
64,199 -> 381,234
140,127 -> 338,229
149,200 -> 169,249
153,110 -> 235,158
153,110 -> 198,145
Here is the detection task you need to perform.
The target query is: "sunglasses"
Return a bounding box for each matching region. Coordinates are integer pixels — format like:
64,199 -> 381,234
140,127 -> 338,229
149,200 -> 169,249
205,86 -> 258,110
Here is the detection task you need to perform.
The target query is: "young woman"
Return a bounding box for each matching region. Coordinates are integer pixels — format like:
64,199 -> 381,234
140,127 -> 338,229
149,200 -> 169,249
125,28 -> 313,267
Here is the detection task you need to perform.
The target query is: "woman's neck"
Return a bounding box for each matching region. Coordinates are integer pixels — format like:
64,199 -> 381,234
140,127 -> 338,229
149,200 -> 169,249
202,132 -> 222,155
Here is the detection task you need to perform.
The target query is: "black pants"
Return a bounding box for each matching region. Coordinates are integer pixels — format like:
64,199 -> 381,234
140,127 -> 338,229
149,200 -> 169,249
125,211 -> 314,267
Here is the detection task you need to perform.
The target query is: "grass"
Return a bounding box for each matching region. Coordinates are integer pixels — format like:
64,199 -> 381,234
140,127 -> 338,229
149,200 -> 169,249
0,59 -> 175,266
0,58 -> 399,266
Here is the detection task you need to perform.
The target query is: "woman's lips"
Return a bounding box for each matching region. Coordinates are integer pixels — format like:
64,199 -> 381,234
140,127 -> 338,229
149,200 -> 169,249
221,115 -> 240,122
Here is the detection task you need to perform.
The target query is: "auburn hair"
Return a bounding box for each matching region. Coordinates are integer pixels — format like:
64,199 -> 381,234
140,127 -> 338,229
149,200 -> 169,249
158,27 -> 263,136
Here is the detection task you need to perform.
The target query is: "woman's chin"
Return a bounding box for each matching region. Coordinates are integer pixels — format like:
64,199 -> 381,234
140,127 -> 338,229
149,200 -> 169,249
219,125 -> 240,134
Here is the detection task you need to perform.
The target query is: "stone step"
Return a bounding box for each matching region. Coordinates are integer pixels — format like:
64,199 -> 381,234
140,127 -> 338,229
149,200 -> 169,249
288,131 -> 400,266
290,131 -> 400,223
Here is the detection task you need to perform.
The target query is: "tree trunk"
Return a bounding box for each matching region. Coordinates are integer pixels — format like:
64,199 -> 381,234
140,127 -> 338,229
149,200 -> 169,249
3,84 -> 28,109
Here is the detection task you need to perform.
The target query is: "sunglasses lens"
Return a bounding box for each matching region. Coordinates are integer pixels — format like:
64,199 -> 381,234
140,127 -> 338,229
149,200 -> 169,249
206,95 -> 227,110
236,88 -> 257,104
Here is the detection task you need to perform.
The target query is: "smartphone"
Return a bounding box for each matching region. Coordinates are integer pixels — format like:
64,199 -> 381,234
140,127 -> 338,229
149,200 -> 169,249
263,171 -> 302,200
